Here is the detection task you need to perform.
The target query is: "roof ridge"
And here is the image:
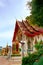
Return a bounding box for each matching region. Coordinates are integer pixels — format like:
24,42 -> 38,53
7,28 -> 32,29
23,20 -> 39,32
22,20 -> 34,34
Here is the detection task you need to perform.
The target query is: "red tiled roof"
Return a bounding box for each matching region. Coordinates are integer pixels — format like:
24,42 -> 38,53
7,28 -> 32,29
12,20 -> 43,42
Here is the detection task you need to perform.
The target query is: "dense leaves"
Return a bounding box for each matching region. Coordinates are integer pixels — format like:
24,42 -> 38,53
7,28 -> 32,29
26,0 -> 43,26
22,52 -> 42,65
33,56 -> 43,65
22,49 -> 43,65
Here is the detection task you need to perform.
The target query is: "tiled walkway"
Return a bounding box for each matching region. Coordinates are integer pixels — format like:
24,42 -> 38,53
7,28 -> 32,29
0,56 -> 22,65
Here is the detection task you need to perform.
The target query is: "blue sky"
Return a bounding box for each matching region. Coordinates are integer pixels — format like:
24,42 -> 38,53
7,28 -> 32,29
0,0 -> 31,47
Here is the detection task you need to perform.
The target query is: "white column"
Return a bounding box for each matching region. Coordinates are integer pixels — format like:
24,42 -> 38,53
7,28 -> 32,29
24,39 -> 28,56
21,34 -> 28,56
33,37 -> 36,52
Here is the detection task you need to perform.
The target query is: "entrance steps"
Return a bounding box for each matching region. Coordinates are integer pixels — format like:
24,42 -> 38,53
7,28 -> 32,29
10,56 -> 22,65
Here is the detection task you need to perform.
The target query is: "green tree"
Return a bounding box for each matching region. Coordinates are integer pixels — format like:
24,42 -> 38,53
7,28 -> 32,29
26,0 -> 43,26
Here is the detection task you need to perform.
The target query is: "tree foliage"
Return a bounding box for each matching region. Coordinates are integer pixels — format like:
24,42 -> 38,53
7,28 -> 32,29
26,0 -> 43,26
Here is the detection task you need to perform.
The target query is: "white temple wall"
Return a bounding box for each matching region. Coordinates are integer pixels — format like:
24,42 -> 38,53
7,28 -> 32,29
12,33 -> 43,55
35,34 -> 43,42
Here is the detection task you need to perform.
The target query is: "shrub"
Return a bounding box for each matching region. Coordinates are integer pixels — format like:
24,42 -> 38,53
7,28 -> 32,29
34,40 -> 43,50
22,57 -> 30,65
33,56 -> 43,65
33,62 -> 38,65
22,50 -> 43,65
38,56 -> 43,65
22,52 -> 39,65
38,49 -> 43,56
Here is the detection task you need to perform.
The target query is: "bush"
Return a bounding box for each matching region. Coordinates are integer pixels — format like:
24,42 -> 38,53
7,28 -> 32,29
22,57 -> 30,65
22,56 -> 34,65
33,56 -> 43,65
34,40 -> 43,50
22,50 -> 43,65
38,56 -> 43,65
33,62 -> 38,65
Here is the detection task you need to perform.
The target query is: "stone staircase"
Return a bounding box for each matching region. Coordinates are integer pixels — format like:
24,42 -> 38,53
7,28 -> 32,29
10,56 -> 22,65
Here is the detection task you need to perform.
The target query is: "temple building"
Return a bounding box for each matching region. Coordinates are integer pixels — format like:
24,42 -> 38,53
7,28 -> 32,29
12,20 -> 43,56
